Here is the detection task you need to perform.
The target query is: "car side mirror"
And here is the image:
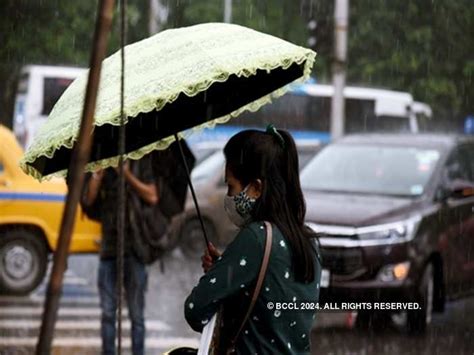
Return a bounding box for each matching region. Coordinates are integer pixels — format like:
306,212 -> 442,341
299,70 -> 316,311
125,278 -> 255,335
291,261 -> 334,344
446,179 -> 474,199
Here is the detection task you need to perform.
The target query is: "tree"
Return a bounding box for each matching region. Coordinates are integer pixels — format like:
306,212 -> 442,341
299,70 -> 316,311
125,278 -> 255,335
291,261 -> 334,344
347,0 -> 473,129
0,0 -> 472,131
0,0 -> 149,127
0,1 -> 94,126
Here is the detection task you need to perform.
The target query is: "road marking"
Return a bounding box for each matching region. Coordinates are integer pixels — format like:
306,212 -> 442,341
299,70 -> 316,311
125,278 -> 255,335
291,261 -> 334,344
39,267 -> 92,286
0,295 -> 100,305
0,307 -> 126,317
58,276 -> 90,286
0,336 -> 199,348
0,319 -> 170,331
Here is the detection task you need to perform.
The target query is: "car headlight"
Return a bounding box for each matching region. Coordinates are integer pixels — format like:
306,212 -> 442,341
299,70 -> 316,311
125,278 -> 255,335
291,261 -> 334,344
378,261 -> 411,281
356,215 -> 421,241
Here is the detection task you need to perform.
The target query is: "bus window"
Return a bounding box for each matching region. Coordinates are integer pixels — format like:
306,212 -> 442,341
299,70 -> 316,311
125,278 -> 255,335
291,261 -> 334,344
234,94 -> 332,131
306,96 -> 331,131
248,94 -> 316,130
344,98 -> 375,133
232,94 -> 376,134
42,77 -> 74,115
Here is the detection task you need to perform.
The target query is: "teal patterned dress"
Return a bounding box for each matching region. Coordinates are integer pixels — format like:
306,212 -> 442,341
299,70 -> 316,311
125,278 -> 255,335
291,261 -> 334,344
184,221 -> 321,355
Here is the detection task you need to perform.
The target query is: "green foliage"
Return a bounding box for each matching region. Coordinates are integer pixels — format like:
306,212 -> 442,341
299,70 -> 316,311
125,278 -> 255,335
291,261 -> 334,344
0,0 -> 472,130
0,0 -> 96,125
346,0 -> 473,126
163,0 -> 307,47
0,1 -> 92,67
0,0 -> 149,126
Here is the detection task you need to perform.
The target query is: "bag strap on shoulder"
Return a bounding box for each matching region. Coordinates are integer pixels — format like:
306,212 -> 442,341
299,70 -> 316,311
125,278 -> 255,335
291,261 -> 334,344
230,221 -> 273,348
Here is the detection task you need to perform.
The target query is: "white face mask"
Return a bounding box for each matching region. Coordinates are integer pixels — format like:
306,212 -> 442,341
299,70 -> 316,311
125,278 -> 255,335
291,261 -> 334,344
224,185 -> 256,228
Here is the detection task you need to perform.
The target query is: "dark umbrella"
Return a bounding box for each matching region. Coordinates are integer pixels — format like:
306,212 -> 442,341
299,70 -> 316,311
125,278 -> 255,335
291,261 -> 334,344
20,23 -> 315,180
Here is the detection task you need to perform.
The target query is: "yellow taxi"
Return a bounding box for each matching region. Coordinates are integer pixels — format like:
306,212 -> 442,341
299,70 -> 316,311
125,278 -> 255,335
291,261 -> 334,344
0,125 -> 101,294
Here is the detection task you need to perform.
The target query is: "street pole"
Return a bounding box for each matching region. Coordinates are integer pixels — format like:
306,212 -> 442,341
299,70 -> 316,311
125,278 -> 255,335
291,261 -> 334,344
149,0 -> 159,35
224,0 -> 232,23
35,0 -> 115,353
330,0 -> 349,140
149,0 -> 169,35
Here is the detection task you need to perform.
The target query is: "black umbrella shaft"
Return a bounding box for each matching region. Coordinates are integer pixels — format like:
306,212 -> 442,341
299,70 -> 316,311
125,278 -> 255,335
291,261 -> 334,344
174,134 -> 210,247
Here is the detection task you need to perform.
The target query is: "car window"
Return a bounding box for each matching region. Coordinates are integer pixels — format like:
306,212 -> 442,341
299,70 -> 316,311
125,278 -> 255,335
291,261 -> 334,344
298,149 -> 318,170
445,145 -> 473,183
300,144 -> 441,197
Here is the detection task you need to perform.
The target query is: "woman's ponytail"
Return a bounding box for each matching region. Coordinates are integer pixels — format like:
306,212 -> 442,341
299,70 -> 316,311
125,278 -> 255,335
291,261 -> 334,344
278,129 -> 306,224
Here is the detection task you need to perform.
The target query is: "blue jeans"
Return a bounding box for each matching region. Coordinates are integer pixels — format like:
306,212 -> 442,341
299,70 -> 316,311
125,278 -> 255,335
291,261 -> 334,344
98,255 -> 147,355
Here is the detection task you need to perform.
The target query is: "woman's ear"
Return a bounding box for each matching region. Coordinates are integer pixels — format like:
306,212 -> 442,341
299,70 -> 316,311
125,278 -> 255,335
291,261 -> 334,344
248,179 -> 263,199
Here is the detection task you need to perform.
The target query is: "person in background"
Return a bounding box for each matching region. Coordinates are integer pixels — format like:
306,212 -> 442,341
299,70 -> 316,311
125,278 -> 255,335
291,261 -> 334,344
83,155 -> 158,355
184,126 -> 322,354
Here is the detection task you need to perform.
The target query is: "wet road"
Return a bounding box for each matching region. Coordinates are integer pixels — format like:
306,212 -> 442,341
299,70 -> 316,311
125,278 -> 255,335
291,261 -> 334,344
311,298 -> 474,355
1,250 -> 473,354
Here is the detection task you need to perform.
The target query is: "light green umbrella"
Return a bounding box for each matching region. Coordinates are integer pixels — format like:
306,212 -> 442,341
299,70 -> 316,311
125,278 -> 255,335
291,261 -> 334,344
21,22 -> 316,180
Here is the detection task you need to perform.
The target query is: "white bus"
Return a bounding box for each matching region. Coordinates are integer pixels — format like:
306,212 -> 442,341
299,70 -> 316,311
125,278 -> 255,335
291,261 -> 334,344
230,81 -> 432,140
13,65 -> 86,148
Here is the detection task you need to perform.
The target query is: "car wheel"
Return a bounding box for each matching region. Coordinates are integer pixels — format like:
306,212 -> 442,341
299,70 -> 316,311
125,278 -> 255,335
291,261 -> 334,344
0,229 -> 48,295
406,263 -> 434,334
179,218 -> 216,258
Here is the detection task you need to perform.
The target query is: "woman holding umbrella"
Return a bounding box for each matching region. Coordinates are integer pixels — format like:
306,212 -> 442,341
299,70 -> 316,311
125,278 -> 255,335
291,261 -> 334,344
185,126 -> 322,354
20,22 -> 318,353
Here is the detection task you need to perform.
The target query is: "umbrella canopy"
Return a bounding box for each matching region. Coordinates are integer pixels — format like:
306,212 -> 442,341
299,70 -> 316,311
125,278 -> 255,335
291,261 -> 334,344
20,22 -> 316,180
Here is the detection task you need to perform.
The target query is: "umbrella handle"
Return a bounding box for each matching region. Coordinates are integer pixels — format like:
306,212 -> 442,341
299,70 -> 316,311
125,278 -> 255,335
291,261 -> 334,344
174,134 -> 211,250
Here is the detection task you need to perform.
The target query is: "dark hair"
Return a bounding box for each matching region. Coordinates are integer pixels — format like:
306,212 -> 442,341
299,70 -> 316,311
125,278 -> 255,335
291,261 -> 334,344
224,129 -> 319,283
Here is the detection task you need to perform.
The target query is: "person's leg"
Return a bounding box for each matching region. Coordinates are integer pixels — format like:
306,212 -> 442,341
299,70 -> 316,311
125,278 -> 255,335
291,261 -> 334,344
98,258 -> 117,355
124,255 -> 147,355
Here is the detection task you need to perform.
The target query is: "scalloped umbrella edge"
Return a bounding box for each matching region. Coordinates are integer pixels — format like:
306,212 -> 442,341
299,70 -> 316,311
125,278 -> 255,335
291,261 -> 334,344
20,22 -> 316,181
